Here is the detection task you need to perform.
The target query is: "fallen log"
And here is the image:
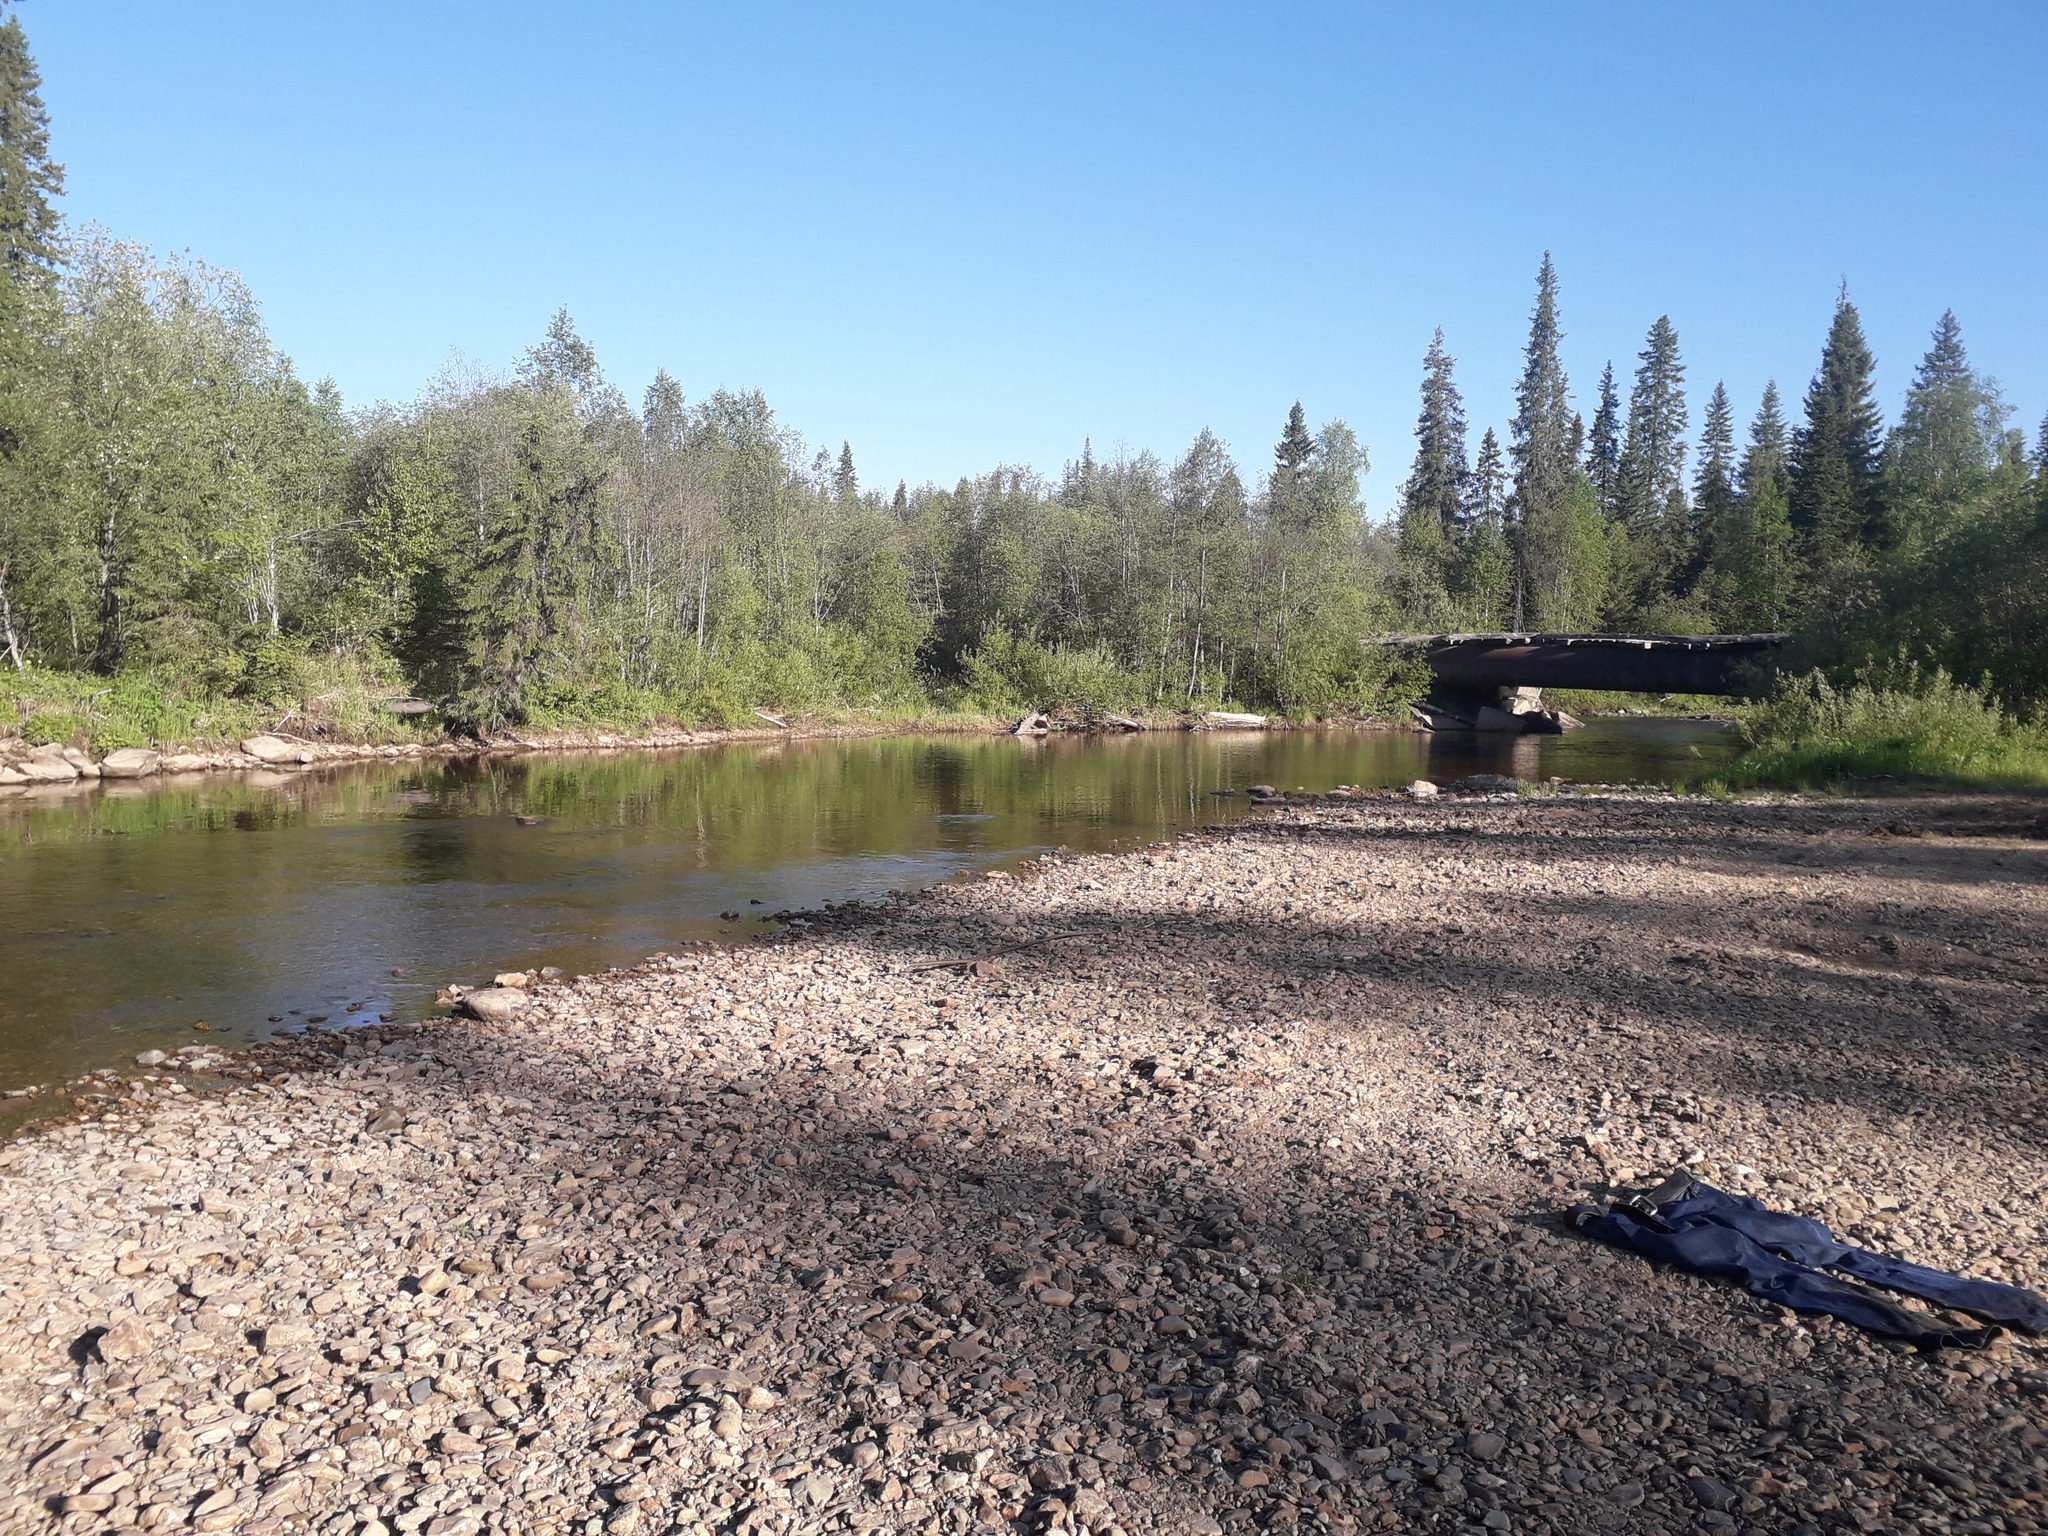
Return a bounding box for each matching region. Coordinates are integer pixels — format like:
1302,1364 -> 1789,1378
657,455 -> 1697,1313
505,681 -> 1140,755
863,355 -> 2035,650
1203,711 -> 1267,729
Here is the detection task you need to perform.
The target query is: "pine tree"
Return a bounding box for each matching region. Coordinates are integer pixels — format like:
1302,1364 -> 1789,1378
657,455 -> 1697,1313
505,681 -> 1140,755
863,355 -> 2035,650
835,441 -> 858,503
0,10 -> 62,295
1508,254 -> 1574,629
1586,362 -> 1621,517
1789,290 -> 1883,566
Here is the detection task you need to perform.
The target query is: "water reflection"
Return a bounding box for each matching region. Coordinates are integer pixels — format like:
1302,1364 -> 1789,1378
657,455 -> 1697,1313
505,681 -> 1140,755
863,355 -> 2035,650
0,719 -> 1736,1095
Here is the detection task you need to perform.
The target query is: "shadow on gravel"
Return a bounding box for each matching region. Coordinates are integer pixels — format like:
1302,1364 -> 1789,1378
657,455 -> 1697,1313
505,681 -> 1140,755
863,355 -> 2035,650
233,796 -> 2042,1535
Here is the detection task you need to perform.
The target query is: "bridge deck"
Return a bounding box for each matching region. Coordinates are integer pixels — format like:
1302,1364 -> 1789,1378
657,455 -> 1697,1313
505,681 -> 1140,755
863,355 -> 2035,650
1388,632 -> 1790,698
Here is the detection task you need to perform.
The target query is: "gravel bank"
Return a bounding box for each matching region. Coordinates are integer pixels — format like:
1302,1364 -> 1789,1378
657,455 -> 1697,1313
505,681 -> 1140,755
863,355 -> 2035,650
3,793 -> 2045,1536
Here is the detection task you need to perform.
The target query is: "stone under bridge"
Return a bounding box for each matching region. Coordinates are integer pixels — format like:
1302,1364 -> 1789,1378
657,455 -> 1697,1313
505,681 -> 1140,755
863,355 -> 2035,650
1387,632 -> 1790,732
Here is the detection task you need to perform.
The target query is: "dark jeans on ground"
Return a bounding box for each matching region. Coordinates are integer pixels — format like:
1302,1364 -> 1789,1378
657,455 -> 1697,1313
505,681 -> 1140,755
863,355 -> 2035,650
1582,1179 -> 2048,1346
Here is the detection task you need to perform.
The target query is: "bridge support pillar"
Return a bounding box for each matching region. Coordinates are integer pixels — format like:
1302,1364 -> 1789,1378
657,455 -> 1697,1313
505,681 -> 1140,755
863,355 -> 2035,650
1416,685 -> 1583,735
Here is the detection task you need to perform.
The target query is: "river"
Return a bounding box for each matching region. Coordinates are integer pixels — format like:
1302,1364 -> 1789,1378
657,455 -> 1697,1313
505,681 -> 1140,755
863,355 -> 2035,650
0,717 -> 1737,1108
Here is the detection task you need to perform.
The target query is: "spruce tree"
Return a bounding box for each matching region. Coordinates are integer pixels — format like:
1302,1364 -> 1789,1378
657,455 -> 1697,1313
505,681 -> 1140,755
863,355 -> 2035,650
835,441 -> 858,502
1586,362 -> 1621,518
1616,315 -> 1689,538
1456,428 -> 1513,629
1883,309 -> 2001,545
1788,291 -> 1883,566
1393,332 -> 1468,623
1508,254 -> 1574,629
1691,381 -> 1737,588
0,9 -> 62,295
1402,329 -> 1469,539
1710,382 -> 1796,630
1273,402 -> 1315,483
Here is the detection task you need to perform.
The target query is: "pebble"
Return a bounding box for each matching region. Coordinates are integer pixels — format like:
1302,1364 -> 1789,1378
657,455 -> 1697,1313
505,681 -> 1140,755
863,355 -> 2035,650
0,792 -> 2043,1536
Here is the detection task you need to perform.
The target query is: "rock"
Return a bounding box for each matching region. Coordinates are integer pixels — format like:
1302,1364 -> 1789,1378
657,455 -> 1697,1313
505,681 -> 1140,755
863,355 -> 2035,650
1607,1481 -> 1645,1506
16,749 -> 77,782
1459,772 -> 1520,792
1407,779 -> 1439,799
240,735 -> 314,765
492,971 -> 530,988
1689,1476 -> 1740,1512
460,987 -> 530,1022
161,754 -> 211,773
1465,1431 -> 1505,1460
262,1320 -> 315,1351
98,748 -> 161,778
1473,705 -> 1527,733
97,1318 -> 153,1361
134,1049 -> 168,1067
0,764 -> 23,784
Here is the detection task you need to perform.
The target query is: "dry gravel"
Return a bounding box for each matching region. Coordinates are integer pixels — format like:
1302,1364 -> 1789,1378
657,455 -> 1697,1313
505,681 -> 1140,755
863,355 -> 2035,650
3,791 -> 2047,1536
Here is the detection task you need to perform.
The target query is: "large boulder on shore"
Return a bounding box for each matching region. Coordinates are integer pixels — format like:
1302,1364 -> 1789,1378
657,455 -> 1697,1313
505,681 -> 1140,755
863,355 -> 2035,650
99,748 -> 160,779
241,735 -> 314,765
17,746 -> 78,782
460,987 -> 531,1023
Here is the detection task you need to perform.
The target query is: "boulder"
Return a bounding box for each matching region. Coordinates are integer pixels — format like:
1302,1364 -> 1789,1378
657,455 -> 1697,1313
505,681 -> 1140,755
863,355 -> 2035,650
60,746 -> 100,777
1408,780 -> 1439,800
1460,773 -> 1521,793
99,748 -> 161,779
460,987 -> 531,1023
1473,705 -> 1528,733
0,765 -> 24,784
160,754 -> 212,773
17,749 -> 78,781
240,735 -> 314,765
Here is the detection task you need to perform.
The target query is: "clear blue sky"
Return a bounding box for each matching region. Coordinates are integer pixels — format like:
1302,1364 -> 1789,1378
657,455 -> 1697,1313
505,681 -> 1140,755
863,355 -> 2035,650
30,1 -> 2048,505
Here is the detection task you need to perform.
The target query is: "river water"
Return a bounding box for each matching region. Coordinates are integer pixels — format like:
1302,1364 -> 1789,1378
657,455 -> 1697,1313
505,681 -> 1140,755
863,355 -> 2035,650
0,718 -> 1737,1106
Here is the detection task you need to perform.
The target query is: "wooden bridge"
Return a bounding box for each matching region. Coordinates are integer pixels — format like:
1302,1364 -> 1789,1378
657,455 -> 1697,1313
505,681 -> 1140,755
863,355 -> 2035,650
1387,632 -> 1789,732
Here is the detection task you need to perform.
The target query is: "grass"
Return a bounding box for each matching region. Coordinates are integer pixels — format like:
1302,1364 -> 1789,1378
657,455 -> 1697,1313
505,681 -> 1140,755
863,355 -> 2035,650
0,661 -> 1012,757
1,661 -> 442,755
1694,668 -> 2048,794
1544,688 -> 1739,716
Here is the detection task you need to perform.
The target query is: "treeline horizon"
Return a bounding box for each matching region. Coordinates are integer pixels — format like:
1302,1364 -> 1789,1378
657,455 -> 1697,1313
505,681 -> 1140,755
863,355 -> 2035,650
0,12 -> 2043,743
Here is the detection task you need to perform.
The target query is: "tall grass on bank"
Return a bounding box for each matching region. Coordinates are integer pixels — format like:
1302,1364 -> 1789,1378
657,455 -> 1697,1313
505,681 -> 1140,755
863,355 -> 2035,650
1715,668 -> 2048,791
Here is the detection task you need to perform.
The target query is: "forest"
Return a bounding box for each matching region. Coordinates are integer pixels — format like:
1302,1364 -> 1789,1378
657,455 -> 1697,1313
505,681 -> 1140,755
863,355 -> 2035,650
0,15 -> 2042,754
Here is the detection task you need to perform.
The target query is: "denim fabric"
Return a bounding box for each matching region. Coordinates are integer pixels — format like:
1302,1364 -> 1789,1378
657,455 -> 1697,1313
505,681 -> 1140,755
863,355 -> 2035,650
1583,1179 -> 2048,1345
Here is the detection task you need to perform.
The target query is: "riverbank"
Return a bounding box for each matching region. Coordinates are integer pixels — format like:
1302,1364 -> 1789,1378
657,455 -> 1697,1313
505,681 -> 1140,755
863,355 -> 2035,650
0,712 -> 1427,795
0,715 -> 996,793
2,794 -> 2044,1536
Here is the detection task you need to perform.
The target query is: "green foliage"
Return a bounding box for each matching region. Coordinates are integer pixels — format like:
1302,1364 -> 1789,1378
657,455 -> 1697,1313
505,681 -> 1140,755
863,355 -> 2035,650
1723,666 -> 2048,789
0,28 -> 2039,759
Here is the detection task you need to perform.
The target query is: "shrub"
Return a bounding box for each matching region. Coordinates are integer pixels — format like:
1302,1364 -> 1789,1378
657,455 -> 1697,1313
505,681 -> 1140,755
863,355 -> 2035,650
1722,666 -> 2048,789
